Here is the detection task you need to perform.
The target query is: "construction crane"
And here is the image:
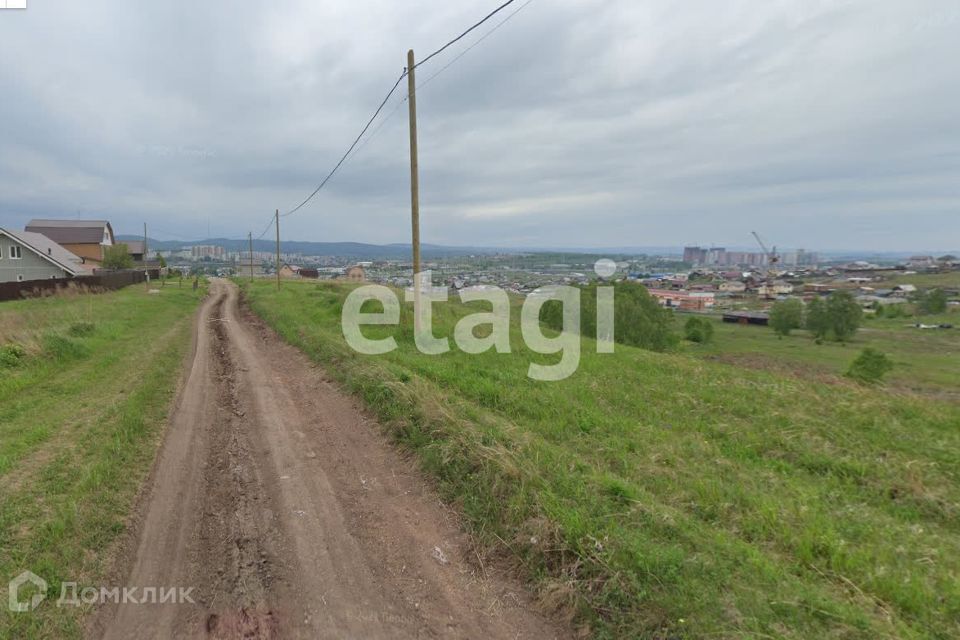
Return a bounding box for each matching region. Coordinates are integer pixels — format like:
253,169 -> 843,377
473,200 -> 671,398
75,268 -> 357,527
751,231 -> 780,300
751,231 -> 779,268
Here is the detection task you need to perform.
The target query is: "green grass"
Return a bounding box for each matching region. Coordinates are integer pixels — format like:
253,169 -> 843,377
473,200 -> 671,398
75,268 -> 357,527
0,283 -> 204,639
880,271 -> 960,289
676,311 -> 960,399
241,279 -> 960,639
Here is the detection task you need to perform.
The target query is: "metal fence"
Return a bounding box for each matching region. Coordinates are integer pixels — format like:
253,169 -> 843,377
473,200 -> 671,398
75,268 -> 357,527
0,270 -> 160,302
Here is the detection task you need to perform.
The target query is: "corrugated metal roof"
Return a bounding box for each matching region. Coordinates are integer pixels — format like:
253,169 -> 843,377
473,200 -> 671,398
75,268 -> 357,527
25,219 -> 112,245
0,228 -> 85,276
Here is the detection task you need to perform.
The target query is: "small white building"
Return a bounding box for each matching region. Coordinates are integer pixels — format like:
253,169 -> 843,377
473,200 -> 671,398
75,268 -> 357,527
756,281 -> 794,297
891,284 -> 917,297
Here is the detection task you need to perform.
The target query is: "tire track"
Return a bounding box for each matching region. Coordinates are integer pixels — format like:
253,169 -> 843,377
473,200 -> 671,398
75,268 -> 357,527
92,279 -> 567,639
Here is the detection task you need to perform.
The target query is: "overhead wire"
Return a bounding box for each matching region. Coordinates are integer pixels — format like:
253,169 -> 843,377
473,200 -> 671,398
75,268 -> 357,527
347,0 -> 534,162
255,216 -> 275,240
251,0 -> 527,238
412,0 -> 518,70
281,71 -> 407,218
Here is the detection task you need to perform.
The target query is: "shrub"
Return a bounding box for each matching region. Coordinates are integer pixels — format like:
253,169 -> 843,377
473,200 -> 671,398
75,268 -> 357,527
881,303 -> 907,319
914,288 -> 948,315
102,244 -> 134,270
42,334 -> 89,362
684,316 -> 714,343
846,347 -> 894,384
770,298 -> 804,336
0,344 -> 27,368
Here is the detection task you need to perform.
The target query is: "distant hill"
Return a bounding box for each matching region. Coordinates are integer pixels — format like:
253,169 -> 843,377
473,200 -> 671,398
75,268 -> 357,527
113,237 -> 960,261
115,237 -> 507,259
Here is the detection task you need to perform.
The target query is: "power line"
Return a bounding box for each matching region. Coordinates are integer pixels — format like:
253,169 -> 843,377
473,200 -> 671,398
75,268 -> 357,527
282,71 -> 406,218
419,0 -> 534,91
265,0 -> 525,231
413,0 -> 518,70
347,0 -> 534,163
255,216 -> 274,240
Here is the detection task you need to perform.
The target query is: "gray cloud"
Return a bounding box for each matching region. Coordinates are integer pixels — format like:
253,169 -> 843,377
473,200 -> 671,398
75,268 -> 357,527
0,0 -> 957,251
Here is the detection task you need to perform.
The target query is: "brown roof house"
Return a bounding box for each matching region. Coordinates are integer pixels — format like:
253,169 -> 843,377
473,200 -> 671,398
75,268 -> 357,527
25,219 -> 115,265
124,240 -> 147,262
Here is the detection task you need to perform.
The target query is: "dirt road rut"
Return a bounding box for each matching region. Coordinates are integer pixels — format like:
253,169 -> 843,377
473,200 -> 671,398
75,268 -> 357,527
92,279 -> 564,639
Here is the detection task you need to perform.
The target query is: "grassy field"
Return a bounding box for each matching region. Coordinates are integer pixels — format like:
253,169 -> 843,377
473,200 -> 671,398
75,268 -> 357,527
241,279 -> 959,640
676,311 -> 960,399
0,283 -> 203,638
879,271 -> 960,289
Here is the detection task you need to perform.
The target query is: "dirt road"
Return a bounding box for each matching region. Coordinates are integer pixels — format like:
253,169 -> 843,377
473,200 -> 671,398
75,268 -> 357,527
91,279 -> 564,639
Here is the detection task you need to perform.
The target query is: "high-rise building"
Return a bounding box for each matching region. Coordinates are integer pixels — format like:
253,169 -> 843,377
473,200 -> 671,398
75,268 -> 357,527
683,246 -> 707,265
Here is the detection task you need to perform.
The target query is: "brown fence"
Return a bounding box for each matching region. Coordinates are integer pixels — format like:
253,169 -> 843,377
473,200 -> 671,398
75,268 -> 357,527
0,269 -> 161,303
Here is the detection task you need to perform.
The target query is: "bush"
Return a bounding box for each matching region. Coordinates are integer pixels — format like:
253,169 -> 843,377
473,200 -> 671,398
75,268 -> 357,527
770,298 -> 804,336
0,344 -> 27,368
846,347 -> 894,384
42,334 -> 90,362
684,316 -> 715,343
102,244 -> 134,270
878,303 -> 907,319
913,288 -> 948,315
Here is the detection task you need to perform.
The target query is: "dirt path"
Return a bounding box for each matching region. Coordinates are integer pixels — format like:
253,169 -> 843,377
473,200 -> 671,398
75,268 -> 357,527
91,279 -> 565,639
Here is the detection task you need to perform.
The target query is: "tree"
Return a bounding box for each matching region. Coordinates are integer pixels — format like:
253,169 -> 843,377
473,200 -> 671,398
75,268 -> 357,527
684,316 -> 714,343
915,288 -> 948,315
769,298 -> 804,337
846,347 -> 894,384
102,244 -> 133,270
826,290 -> 862,341
156,252 -> 167,269
541,281 -> 678,352
805,296 -> 830,340
884,303 -> 906,319
609,282 -> 678,351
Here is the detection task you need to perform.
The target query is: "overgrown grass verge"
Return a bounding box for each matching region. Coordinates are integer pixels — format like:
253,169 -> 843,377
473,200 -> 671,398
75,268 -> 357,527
0,283 -> 205,638
241,279 -> 960,639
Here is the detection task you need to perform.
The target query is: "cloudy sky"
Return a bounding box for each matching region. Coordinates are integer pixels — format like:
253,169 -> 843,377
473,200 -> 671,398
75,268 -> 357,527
0,0 -> 958,251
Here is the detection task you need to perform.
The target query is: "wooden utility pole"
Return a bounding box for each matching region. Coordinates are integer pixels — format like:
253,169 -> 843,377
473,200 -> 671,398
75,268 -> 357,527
275,209 -> 281,290
407,49 -> 422,333
143,222 -> 149,291
248,232 -> 254,282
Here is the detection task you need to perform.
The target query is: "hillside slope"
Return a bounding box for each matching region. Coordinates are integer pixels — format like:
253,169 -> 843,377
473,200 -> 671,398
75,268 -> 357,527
241,279 -> 960,639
